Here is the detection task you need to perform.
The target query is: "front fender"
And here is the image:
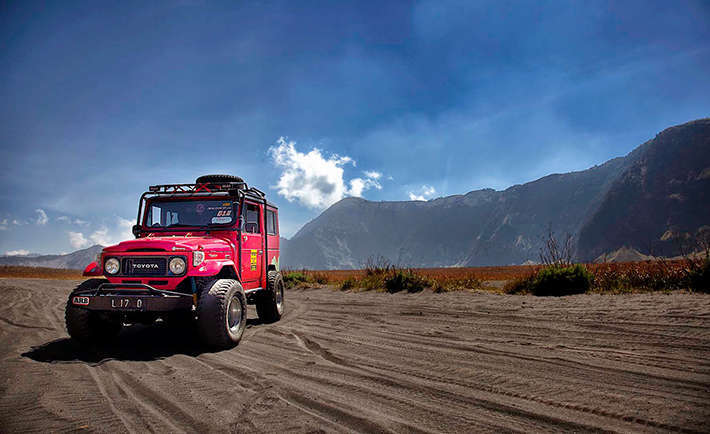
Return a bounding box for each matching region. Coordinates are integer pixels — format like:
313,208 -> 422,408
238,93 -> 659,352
191,260 -> 237,277
83,261 -> 103,277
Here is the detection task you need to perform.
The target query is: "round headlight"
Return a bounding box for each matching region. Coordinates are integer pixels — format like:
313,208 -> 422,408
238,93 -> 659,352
169,257 -> 186,275
104,258 -> 120,275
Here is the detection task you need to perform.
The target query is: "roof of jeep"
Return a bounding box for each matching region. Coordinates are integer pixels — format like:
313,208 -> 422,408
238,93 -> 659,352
144,191 -> 278,209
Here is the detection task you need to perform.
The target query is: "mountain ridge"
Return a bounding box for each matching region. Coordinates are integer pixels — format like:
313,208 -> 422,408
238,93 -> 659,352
0,245 -> 103,270
282,118 -> 710,269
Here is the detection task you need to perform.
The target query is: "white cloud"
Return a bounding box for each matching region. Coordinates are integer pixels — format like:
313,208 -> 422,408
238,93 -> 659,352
269,137 -> 382,209
68,217 -> 134,250
4,249 -> 30,256
348,176 -> 382,198
0,219 -> 7,231
408,185 -> 436,201
58,216 -> 89,226
89,217 -> 133,246
12,219 -> 23,225
35,209 -> 48,225
363,170 -> 382,180
68,231 -> 90,249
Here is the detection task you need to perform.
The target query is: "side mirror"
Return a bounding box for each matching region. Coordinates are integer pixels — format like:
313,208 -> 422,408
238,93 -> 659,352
132,224 -> 142,238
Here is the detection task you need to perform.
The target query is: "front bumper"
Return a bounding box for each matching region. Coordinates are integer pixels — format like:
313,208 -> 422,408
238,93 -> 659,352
71,283 -> 193,312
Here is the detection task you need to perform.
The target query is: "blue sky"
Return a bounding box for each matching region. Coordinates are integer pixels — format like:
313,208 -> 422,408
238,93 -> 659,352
1,0 -> 709,255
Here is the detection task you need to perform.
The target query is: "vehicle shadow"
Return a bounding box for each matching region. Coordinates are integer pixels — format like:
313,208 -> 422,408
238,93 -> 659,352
22,318 -> 264,365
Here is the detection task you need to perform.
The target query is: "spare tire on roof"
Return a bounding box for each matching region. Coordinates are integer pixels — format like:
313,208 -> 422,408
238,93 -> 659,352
196,174 -> 244,185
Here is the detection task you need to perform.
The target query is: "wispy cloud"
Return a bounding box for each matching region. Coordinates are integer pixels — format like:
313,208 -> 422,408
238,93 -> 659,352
348,171 -> 383,198
269,137 -> 382,209
57,215 -> 90,226
363,170 -> 382,180
68,231 -> 90,249
35,209 -> 48,225
4,249 -> 30,256
68,217 -> 133,250
408,185 -> 436,201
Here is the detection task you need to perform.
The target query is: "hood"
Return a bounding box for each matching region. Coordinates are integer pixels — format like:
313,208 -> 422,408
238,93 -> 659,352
103,234 -> 234,253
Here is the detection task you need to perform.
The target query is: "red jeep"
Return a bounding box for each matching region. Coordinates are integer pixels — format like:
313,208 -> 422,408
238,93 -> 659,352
65,175 -> 284,349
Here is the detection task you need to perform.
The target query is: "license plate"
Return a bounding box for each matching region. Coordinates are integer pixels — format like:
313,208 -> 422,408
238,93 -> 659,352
108,297 -> 144,310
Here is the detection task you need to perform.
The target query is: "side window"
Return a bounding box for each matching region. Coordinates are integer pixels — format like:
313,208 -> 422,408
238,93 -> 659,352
266,210 -> 278,235
245,203 -> 260,234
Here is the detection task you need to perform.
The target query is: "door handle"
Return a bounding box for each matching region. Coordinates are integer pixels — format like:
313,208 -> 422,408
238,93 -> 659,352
258,250 -> 263,254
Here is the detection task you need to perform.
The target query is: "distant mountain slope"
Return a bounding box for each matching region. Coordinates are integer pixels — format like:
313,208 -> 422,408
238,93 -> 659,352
577,118 -> 710,260
283,119 -> 709,269
0,245 -> 103,270
283,156 -> 627,269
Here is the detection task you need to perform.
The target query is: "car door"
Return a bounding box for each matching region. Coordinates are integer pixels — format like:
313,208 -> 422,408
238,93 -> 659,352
240,201 -> 263,287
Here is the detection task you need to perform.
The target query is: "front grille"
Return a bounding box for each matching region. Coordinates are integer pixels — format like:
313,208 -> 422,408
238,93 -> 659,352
121,257 -> 167,276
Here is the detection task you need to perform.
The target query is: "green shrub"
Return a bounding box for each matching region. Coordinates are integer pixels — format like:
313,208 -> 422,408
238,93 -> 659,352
282,271 -> 307,289
384,269 -> 431,294
532,264 -> 592,296
340,277 -> 356,291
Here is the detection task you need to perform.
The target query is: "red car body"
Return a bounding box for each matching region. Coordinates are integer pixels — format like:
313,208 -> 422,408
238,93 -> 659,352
83,180 -> 279,299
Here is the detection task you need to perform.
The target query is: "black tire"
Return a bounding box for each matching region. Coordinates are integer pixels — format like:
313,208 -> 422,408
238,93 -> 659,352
65,279 -> 122,344
195,174 -> 244,184
256,271 -> 284,323
195,279 -> 247,349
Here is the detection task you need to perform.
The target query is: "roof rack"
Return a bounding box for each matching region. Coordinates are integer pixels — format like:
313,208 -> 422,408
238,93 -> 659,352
147,182 -> 247,194
146,182 -> 266,199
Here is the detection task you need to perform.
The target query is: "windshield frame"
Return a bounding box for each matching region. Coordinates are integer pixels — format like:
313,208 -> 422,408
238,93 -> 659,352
140,197 -> 239,232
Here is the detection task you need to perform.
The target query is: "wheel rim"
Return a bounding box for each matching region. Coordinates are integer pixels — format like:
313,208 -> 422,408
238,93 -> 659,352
275,281 -> 284,311
227,295 -> 242,332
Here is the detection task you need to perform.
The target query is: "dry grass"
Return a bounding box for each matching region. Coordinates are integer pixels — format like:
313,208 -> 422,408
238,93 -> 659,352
4,260 -> 705,293
0,266 -> 83,280
587,260 -> 698,293
284,265 -> 534,285
286,259 -> 708,294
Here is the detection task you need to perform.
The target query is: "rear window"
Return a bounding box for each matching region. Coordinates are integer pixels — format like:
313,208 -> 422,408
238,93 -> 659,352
266,209 -> 278,235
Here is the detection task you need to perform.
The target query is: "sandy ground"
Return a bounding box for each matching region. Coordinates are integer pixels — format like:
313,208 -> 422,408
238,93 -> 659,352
0,278 -> 709,433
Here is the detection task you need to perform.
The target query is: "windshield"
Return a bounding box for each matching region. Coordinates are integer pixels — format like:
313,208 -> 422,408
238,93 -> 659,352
145,199 -> 235,228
